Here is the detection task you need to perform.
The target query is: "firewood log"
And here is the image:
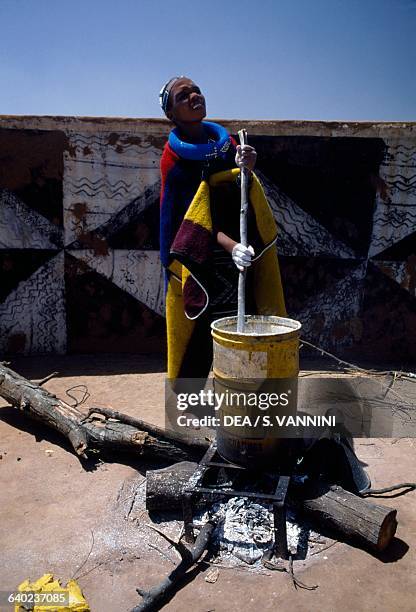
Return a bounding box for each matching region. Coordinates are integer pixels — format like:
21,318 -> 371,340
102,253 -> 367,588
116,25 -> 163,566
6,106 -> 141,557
0,363 -> 208,462
145,463 -> 397,552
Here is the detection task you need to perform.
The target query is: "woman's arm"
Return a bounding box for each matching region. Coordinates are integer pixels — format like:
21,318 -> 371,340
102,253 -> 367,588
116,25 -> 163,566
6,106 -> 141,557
216,231 -> 237,254
216,231 -> 254,272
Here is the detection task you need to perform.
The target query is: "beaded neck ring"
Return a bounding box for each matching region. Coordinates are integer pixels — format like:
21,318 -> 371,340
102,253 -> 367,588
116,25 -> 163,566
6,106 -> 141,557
168,121 -> 231,162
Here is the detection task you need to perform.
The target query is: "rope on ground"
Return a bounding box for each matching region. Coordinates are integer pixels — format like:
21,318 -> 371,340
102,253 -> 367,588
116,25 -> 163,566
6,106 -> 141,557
360,483 -> 416,498
300,338 -> 416,415
65,384 -> 90,408
262,549 -> 319,590
300,338 -> 415,378
288,554 -> 319,591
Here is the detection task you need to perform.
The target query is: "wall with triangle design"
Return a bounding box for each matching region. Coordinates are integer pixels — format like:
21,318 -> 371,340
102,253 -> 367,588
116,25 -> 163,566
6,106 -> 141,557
0,116 -> 415,363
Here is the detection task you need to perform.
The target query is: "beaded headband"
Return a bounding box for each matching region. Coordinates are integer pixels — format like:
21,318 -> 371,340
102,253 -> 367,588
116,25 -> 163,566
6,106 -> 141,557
159,76 -> 183,113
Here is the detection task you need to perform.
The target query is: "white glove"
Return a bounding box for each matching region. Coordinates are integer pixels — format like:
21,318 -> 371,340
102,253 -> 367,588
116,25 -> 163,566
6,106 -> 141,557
232,243 -> 255,272
235,144 -> 257,171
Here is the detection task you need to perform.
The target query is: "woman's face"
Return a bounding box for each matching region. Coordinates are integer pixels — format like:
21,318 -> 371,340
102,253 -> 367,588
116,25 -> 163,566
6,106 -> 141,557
167,78 -> 206,124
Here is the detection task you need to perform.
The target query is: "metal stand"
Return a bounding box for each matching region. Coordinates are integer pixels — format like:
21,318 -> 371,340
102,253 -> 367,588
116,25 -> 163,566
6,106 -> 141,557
182,441 -> 290,559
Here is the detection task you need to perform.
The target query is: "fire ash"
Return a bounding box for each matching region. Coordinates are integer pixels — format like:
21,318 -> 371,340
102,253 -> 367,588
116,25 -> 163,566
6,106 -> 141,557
194,496 -> 322,568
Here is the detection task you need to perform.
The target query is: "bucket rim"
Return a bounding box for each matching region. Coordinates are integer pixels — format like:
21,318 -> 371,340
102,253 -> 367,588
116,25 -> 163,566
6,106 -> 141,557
210,315 -> 302,337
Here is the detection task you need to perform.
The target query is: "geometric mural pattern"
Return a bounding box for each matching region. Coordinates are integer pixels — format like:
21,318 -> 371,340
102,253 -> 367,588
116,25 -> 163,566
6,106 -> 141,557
254,135 -> 416,363
0,123 -> 415,363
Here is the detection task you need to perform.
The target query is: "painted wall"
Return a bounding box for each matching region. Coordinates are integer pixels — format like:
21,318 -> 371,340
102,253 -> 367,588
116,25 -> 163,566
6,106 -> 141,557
0,116 -> 415,364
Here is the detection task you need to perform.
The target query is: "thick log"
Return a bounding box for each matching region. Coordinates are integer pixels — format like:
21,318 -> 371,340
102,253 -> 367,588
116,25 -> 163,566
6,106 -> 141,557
0,363 -> 209,463
146,462 -> 230,512
146,462 -> 198,511
300,484 -> 397,552
145,466 -> 397,552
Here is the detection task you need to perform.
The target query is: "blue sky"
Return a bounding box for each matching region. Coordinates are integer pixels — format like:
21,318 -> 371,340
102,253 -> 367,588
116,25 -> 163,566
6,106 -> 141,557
1,0 -> 415,120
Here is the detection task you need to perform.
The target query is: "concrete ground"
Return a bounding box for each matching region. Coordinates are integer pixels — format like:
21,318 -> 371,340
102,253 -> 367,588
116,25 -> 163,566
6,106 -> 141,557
0,354 -> 415,612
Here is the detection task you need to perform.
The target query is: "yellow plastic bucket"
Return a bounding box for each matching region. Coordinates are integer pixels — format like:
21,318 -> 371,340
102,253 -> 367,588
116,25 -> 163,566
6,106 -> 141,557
211,315 -> 302,467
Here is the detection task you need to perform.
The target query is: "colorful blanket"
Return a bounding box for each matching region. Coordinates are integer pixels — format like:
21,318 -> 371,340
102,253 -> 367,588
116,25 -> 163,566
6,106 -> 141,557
160,139 -> 286,381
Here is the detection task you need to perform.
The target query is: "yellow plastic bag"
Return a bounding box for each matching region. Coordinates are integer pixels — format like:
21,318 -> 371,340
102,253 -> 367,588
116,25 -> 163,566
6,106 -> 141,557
15,573 -> 89,611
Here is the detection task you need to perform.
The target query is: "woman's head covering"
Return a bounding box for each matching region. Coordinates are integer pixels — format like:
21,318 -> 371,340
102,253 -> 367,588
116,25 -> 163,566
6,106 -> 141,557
159,76 -> 184,114
159,74 -> 187,114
